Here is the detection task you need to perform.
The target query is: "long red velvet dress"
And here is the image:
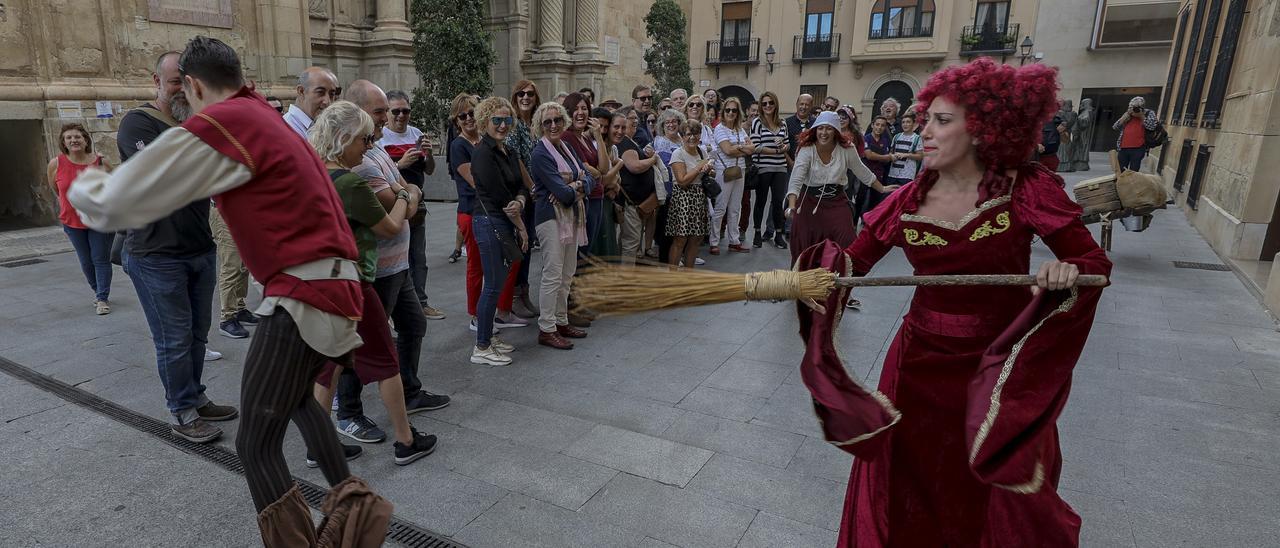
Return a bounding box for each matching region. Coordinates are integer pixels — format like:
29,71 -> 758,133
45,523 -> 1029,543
793,163 -> 1111,547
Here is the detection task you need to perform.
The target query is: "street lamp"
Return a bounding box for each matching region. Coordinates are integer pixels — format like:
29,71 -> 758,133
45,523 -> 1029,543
1019,36 -> 1034,65
765,44 -> 776,73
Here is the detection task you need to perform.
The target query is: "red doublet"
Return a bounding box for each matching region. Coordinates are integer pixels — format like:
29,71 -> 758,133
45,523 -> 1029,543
183,88 -> 362,320
795,163 -> 1111,547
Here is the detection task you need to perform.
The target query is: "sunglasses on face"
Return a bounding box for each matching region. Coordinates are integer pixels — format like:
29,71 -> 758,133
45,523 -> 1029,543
636,95 -> 652,102
659,105 -> 671,110
491,116 -> 514,127
457,111 -> 475,121
760,101 -> 774,106
390,108 -> 411,116
541,117 -> 565,128
724,108 -> 739,113
273,106 -> 284,113
515,90 -> 536,99
688,102 -> 704,108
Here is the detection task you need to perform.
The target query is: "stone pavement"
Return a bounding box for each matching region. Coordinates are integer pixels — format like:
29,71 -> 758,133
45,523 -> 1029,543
2,153 -> 1279,547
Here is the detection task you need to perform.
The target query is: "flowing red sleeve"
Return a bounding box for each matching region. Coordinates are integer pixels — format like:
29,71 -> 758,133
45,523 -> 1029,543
794,240 -> 900,458
962,169 -> 1110,533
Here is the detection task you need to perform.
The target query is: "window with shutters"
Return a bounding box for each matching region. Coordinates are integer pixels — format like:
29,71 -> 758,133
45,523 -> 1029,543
1094,0 -> 1180,48
1201,0 -> 1247,127
720,2 -> 753,62
1161,7 -> 1192,123
869,0 -> 935,40
1182,0 -> 1223,126
1172,0 -> 1209,125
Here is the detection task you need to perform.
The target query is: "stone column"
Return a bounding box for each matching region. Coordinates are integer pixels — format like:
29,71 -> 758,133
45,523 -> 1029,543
575,0 -> 600,55
539,0 -> 566,54
375,0 -> 409,32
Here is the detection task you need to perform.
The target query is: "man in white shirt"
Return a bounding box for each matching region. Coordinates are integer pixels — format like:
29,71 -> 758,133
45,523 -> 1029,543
284,67 -> 339,138
379,89 -> 443,321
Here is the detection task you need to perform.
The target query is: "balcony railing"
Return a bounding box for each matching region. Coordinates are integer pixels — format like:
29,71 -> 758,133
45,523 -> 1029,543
706,38 -> 761,65
869,25 -> 934,40
793,33 -> 841,62
960,23 -> 1020,56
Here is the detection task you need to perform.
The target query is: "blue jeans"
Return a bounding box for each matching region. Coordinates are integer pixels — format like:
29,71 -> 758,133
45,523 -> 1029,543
1118,147 -> 1146,172
63,226 -> 114,302
472,215 -> 514,348
123,250 -> 217,424
579,196 -> 604,258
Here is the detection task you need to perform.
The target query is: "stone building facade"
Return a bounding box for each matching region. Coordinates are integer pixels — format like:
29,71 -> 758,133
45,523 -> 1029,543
1157,0 -> 1280,315
0,0 -> 655,228
681,0 -> 1175,150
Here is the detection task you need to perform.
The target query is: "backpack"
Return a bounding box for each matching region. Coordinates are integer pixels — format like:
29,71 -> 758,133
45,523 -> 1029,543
1144,120 -> 1167,149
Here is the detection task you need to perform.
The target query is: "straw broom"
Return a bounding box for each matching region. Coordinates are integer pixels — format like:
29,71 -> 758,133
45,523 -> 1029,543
571,261 -> 1108,316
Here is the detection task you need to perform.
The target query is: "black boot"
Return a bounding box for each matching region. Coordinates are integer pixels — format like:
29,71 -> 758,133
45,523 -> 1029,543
774,232 -> 788,249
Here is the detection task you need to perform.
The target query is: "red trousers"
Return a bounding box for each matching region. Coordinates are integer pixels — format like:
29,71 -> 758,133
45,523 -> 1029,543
458,212 -> 515,316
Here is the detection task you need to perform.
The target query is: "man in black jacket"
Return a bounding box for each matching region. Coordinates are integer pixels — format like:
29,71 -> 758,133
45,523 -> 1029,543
116,51 -> 238,443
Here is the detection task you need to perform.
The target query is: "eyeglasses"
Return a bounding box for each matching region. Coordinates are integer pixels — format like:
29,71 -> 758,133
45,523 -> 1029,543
724,108 -> 739,113
491,116 -> 514,127
636,95 -> 652,102
456,111 -> 475,121
659,105 -> 671,110
541,117 -> 565,128
390,108 -> 411,117
515,90 -> 536,99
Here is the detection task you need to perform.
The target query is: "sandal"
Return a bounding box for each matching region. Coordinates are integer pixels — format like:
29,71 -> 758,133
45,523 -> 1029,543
447,249 -> 461,263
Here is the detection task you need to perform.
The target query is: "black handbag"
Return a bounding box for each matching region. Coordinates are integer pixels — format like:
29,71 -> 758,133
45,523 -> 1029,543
695,149 -> 722,199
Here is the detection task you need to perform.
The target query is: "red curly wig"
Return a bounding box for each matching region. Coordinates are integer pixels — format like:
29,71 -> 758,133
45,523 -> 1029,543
914,57 -> 1059,168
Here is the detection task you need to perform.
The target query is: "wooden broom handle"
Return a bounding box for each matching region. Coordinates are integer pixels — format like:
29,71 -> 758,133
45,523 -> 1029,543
834,274 -> 1109,288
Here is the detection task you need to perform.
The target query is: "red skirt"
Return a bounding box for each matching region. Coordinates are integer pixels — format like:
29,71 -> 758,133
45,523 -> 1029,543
790,187 -> 857,264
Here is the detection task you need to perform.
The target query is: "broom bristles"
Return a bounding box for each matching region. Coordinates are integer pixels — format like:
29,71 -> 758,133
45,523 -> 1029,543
571,260 -> 836,316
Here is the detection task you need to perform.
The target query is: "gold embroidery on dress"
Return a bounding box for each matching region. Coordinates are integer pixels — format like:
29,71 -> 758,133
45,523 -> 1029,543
900,194 -> 1012,231
993,460 -> 1047,495
969,211 -> 1012,241
969,288 -> 1079,466
904,228 -> 948,247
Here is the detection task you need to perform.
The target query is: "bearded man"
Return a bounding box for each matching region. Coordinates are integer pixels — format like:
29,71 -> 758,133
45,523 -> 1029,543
114,50 -> 238,444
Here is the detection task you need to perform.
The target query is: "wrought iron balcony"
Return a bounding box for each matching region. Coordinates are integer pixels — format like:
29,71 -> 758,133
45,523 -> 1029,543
959,23 -> 1020,56
706,38 -> 761,65
793,33 -> 841,62
868,25 -> 933,40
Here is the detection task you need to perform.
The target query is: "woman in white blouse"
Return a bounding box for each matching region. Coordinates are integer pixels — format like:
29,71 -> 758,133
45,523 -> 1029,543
710,97 -> 754,254
786,110 -> 898,262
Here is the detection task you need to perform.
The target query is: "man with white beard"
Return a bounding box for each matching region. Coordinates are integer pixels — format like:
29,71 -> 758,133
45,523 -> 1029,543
114,51 -> 238,444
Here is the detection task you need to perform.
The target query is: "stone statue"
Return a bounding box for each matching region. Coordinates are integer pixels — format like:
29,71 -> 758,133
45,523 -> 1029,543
1055,99 -> 1077,172
1068,98 -> 1095,172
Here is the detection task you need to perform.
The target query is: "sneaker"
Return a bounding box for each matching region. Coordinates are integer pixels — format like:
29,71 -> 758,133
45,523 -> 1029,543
394,430 -> 438,465
204,349 -> 223,361
489,337 -> 515,353
694,257 -> 706,266
94,300 -> 111,315
447,249 -> 461,263
234,309 -> 259,325
336,416 -> 387,444
171,419 -> 222,443
306,443 -> 363,468
469,318 -> 500,334
763,230 -> 775,240
460,247 -> 468,258
774,233 -> 788,250
405,391 -> 451,414
752,231 -> 763,248
331,395 -> 339,412
219,319 -> 249,339
494,312 -> 529,328
422,304 -> 446,320
471,345 -> 512,366
846,298 -> 862,310
196,402 -> 238,421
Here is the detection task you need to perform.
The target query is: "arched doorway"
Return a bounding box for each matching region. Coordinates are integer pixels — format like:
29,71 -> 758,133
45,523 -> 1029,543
717,85 -> 757,109
873,81 -> 914,120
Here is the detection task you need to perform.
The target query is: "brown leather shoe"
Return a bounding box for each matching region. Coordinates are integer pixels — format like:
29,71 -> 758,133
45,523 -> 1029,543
538,330 -> 574,350
557,324 -> 588,339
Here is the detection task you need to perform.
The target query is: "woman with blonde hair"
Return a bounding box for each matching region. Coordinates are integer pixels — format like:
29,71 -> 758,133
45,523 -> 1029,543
307,100 -> 437,466
709,96 -> 753,254
470,97 -> 530,365
47,123 -> 114,315
506,79 -> 542,321
529,101 -> 592,349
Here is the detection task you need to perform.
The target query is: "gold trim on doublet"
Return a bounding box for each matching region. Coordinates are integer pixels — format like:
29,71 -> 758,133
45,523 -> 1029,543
900,194 -> 1012,231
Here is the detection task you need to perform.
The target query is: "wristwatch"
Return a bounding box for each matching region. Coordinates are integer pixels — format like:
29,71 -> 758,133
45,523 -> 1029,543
396,189 -> 411,202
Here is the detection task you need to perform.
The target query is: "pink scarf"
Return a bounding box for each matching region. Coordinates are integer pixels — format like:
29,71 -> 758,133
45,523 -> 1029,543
540,136 -> 589,246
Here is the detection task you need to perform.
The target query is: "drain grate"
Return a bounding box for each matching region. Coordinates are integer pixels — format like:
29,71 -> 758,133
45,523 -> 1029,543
1,258 -> 48,268
1172,261 -> 1232,271
0,356 -> 463,548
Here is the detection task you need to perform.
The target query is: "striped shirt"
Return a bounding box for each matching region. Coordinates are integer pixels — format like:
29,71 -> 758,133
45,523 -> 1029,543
750,118 -> 789,173
887,131 -> 921,182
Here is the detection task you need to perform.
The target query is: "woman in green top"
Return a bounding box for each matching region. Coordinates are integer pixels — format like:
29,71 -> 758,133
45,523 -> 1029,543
307,101 -> 437,466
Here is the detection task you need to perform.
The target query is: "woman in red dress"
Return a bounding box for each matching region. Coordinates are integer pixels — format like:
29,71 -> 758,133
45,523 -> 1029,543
796,58 -> 1112,546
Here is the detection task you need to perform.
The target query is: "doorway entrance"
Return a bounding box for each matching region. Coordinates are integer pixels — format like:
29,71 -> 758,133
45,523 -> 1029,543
873,81 -> 914,120
717,85 -> 756,111
1080,86 -> 1162,152
0,120 -> 55,230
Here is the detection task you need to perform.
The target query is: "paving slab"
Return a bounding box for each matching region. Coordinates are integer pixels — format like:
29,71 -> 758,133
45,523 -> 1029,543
455,493 -> 642,548
659,410 -> 804,468
736,511 -> 839,548
581,472 -> 758,548
686,453 -> 844,532
564,424 -> 714,488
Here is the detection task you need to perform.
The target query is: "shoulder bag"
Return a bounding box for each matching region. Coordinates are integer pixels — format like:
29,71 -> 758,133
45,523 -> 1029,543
696,148 -> 722,199
721,127 -> 744,181
475,153 -> 525,265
